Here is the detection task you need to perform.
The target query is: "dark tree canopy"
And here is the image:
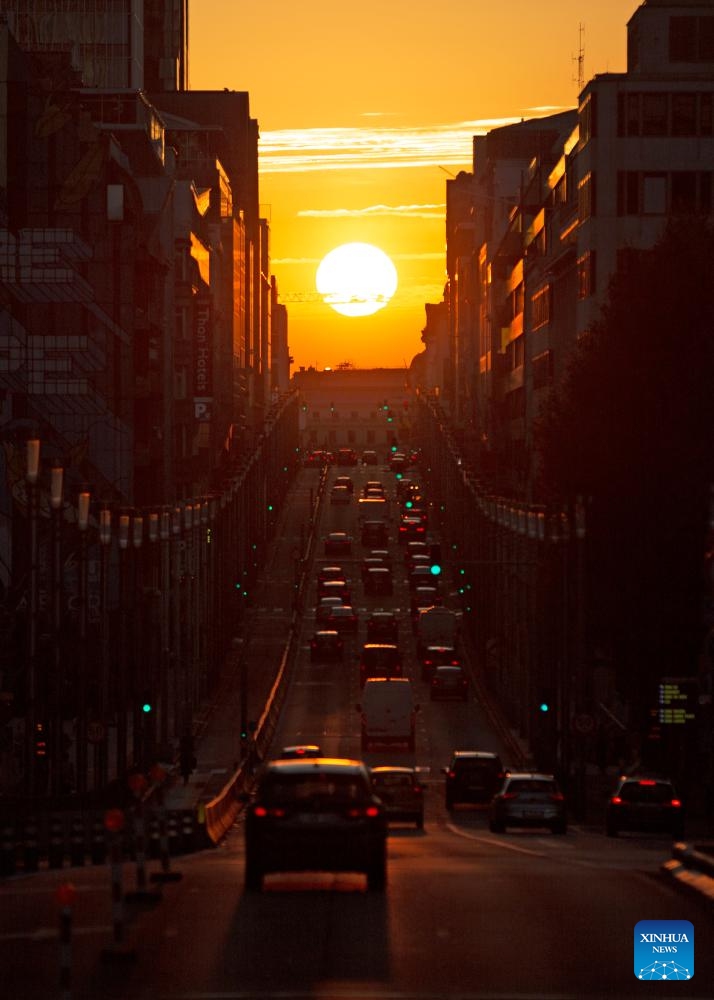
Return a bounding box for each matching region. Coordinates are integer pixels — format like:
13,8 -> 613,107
534,218 -> 714,694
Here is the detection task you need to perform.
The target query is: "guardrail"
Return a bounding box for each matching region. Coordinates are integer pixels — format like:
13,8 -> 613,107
661,841 -> 714,907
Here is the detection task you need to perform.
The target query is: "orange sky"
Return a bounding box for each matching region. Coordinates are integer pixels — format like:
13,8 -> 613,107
188,1 -> 636,371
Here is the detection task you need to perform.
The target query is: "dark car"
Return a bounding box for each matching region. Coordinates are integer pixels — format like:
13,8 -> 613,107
309,630 -> 344,662
371,766 -> 424,828
304,449 -> 330,467
420,644 -> 461,681
324,531 -> 352,556
362,449 -> 379,465
489,772 -> 567,835
366,611 -> 399,644
317,578 -> 351,603
324,604 -> 359,634
605,775 -> 685,838
330,484 -> 352,505
443,750 -> 505,808
408,564 -> 436,591
368,548 -> 392,569
334,475 -> 354,493
361,520 -> 389,548
317,564 -> 345,585
361,556 -> 387,582
315,596 -> 344,624
336,447 -> 359,467
359,643 -> 403,686
243,758 -> 387,891
398,516 -> 426,542
364,566 -> 393,596
403,541 -> 429,565
430,664 -> 469,701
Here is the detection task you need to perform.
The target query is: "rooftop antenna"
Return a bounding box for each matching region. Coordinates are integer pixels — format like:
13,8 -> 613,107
573,23 -> 585,95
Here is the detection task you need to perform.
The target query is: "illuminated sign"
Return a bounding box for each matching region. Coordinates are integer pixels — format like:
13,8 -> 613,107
657,678 -> 697,725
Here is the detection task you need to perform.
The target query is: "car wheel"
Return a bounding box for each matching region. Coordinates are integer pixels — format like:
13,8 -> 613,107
366,855 -> 387,891
244,857 -> 263,892
489,819 -> 505,834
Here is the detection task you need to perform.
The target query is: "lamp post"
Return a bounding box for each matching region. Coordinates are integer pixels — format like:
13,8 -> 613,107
76,490 -> 90,792
25,438 -> 40,796
159,510 -> 171,750
117,512 -> 130,777
131,514 -> 144,765
98,507 -> 111,787
49,464 -> 64,795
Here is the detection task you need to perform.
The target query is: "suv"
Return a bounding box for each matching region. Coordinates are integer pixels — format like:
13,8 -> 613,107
359,643 -> 402,686
361,520 -> 389,548
371,766 -> 424,828
489,772 -> 567,835
606,775 -> 685,838
243,758 -> 387,891
443,750 -> 505,808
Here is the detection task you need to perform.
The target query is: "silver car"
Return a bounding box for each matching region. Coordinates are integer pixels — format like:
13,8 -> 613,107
489,772 -> 567,835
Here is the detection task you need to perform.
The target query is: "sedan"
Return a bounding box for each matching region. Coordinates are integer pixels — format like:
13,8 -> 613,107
324,604 -> 359,634
430,664 -> 469,701
278,744 -> 323,759
324,531 -> 352,556
330,484 -> 352,505
371,766 -> 424,828
309,630 -> 344,662
243,758 -> 387,891
317,579 -> 351,603
605,775 -> 684,838
489,772 -> 567,835
315,596 -> 344,624
366,611 -> 399,644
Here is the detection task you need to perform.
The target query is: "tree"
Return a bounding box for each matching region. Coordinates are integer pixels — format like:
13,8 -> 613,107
534,219 -> 714,702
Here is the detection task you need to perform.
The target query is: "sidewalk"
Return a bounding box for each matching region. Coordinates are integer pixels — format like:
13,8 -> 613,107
162,467 -> 321,811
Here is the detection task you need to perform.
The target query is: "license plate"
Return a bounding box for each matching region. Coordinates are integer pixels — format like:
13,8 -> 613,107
297,813 -> 336,825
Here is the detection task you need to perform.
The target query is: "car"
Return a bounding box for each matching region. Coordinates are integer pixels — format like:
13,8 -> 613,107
369,548 -> 392,569
395,478 -> 414,500
410,587 -> 441,625
405,553 -> 430,573
362,449 -> 379,465
366,611 -> 399,644
304,449 -> 330,467
408,565 -> 436,591
363,480 -> 385,496
317,578 -> 351,603
361,520 -> 389,547
605,775 -> 685,838
430,664 -> 469,701
489,772 -> 567,835
278,744 -> 323,759
309,630 -> 344,662
317,564 -> 345,585
359,643 -> 402,686
334,475 -> 354,493
398,516 -> 426,542
336,447 -> 359,467
443,750 -> 505,808
330,484 -> 352,505
420,644 -> 461,680
365,488 -> 386,501
364,566 -> 393,596
315,596 -> 344,623
323,604 -> 359,634
361,556 -> 387,581
324,531 -> 352,556
243,757 -> 387,891
403,541 -> 429,564
371,766 -> 424,828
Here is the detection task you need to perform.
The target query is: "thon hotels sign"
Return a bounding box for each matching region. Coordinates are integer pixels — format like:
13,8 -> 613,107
193,296 -> 213,422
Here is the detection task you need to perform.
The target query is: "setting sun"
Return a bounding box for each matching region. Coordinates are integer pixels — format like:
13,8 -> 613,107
315,242 -> 398,317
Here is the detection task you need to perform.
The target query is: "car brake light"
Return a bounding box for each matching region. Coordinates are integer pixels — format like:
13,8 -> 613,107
670,798 -> 682,808
550,792 -> 564,802
501,792 -> 519,801
610,796 -> 623,805
253,806 -> 286,818
346,806 -> 380,818
447,770 -> 455,779
638,779 -> 657,786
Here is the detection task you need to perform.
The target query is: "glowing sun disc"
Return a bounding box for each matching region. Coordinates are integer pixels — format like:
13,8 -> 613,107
316,242 -> 398,317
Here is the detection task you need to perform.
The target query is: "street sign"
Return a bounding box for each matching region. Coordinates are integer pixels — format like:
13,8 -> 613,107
86,720 -> 106,744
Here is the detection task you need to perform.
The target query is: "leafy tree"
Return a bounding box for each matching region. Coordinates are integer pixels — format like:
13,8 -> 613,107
535,219 -> 714,702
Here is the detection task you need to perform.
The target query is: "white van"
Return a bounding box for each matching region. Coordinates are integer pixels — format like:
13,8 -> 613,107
357,678 -> 419,752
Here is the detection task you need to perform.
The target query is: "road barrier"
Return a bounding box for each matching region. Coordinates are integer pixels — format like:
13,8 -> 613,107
661,841 -> 714,907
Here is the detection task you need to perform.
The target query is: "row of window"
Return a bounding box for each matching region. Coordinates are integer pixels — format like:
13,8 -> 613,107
618,170 -> 713,216
617,91 -> 714,138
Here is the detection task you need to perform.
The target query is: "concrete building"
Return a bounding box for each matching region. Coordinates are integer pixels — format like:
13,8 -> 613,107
293,367 -> 413,459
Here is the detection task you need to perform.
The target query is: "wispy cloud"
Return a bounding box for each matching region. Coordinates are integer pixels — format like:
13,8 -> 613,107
298,203 -> 445,220
259,118 -> 524,174
272,250 -> 445,266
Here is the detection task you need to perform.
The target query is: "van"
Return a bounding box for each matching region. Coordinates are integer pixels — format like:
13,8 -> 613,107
359,643 -> 402,686
357,678 -> 419,752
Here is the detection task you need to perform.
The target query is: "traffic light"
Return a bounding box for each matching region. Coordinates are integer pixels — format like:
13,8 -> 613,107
386,410 -> 394,423
536,688 -> 554,716
140,692 -> 153,715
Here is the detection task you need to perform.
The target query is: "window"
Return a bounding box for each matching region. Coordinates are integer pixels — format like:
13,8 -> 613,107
642,93 -> 668,136
531,286 -> 552,330
532,350 -> 554,390
577,251 -> 596,299
670,16 -> 714,62
578,173 -> 596,220
642,174 -> 667,214
579,93 -> 597,143
672,93 -> 697,135
617,172 -> 640,216
626,93 -> 640,136
701,93 -> 713,135
671,172 -> 698,213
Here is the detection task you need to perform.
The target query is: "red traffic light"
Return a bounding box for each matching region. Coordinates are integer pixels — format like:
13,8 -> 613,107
55,882 -> 77,907
104,808 -> 126,833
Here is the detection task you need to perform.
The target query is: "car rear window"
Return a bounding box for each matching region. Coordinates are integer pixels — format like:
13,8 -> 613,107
507,779 -> 558,795
363,647 -> 400,667
619,781 -> 675,803
262,773 -> 368,803
374,774 -> 412,789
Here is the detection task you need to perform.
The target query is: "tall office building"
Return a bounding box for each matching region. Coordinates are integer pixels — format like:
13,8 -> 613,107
0,0 -> 188,90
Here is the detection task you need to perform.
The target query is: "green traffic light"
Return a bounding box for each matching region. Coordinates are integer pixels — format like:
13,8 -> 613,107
539,702 -> 550,713
142,701 -> 152,714
405,500 -> 413,509
430,564 -> 441,576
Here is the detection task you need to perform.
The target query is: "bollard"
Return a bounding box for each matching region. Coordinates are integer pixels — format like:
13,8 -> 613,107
124,799 -> 161,904
56,882 -> 76,1000
90,819 -> 107,865
22,817 -> 40,873
69,817 -> 86,868
180,811 -> 195,853
150,787 -> 182,885
0,823 -> 17,877
47,816 -> 65,869
100,809 -> 136,963
147,815 -> 161,859
167,813 -> 180,855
